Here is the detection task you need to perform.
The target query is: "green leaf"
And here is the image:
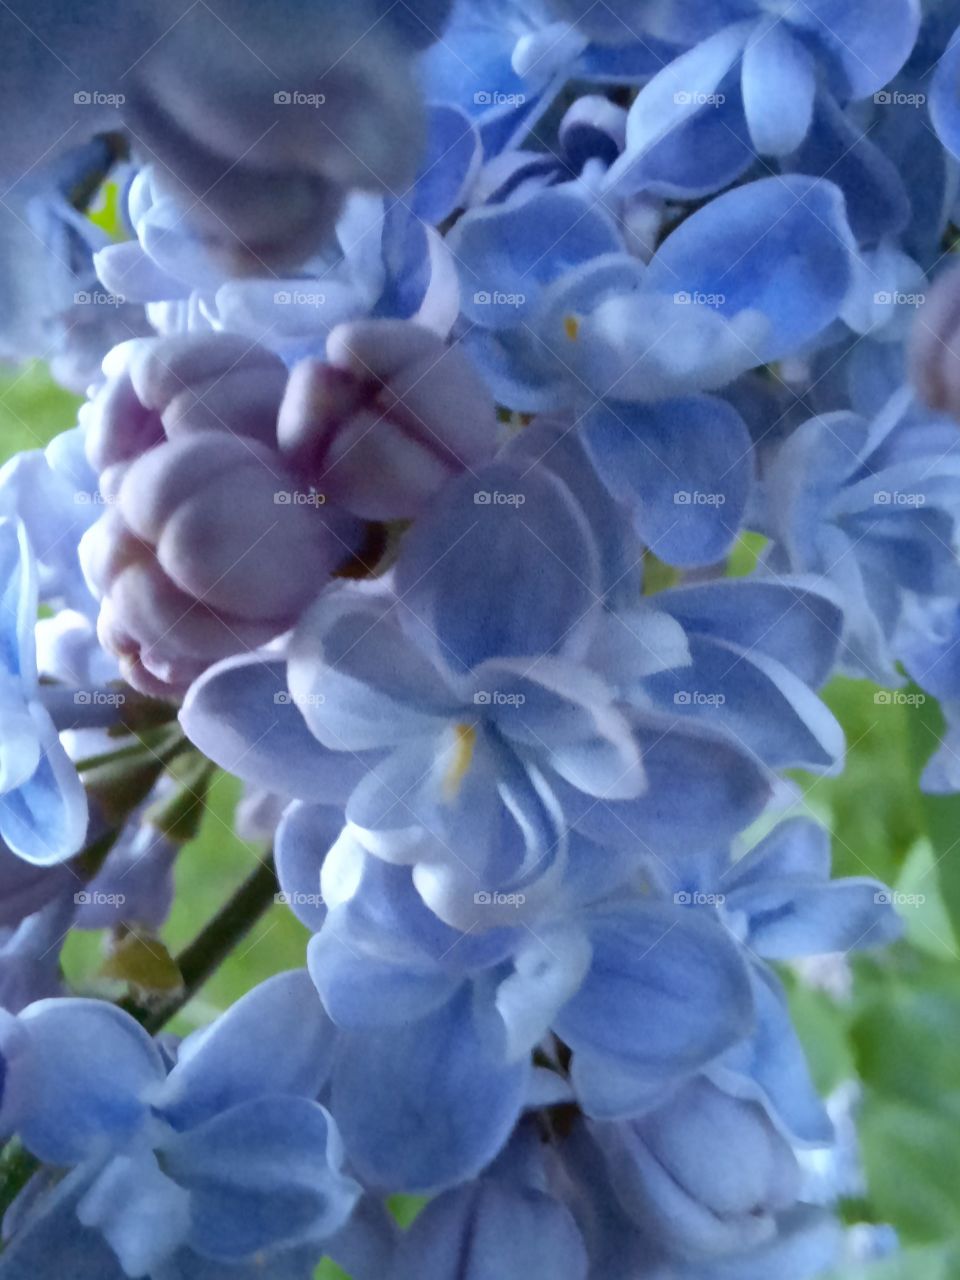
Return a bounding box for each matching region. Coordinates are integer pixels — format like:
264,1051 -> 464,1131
315,1260 -> 349,1279
100,931 -> 184,996
0,362 -> 79,456
910,693 -> 960,946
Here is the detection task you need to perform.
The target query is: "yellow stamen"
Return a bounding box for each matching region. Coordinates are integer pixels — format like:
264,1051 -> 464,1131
563,313 -> 580,341
444,723 -> 477,798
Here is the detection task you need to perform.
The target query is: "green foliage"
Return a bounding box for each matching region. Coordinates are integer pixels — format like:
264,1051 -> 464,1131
0,361 -> 80,454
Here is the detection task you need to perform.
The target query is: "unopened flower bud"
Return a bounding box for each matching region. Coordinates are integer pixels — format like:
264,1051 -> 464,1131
910,260 -> 960,418
278,319 -> 497,519
83,333 -> 288,474
81,433 -> 357,696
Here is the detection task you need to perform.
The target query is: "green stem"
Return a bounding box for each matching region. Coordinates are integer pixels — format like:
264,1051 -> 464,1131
0,1143 -> 40,1221
121,853 -> 278,1033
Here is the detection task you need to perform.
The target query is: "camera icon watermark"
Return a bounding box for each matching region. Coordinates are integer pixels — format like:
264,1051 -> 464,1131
274,90 -> 325,107
74,490 -> 115,505
673,90 -> 725,107
474,890 -> 526,907
873,90 -> 925,107
273,289 -> 325,306
874,889 -> 925,906
274,489 -> 326,506
473,289 -> 525,308
873,490 -> 925,506
273,690 -> 326,707
674,690 -> 726,707
473,490 -> 526,506
74,689 -> 126,706
873,290 -> 925,307
673,290 -> 725,307
473,690 -> 526,707
275,890 -> 325,907
74,90 -> 125,106
74,290 -> 125,308
674,490 -> 726,506
873,690 -> 926,706
74,890 -> 126,906
473,90 -> 526,106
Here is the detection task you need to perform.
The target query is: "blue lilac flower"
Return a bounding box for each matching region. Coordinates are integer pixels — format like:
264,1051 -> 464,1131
284,817 -> 755,1190
604,0 -> 920,200
183,452 -> 772,926
0,519 -> 87,865
95,173 -> 462,364
0,2 -> 946,1273
0,972 -> 358,1278
759,386 -> 960,681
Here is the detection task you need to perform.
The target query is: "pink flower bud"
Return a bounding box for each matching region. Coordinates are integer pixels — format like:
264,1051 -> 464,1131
277,320 -> 497,519
83,333 -> 288,474
81,430 -> 359,696
910,261 -> 960,419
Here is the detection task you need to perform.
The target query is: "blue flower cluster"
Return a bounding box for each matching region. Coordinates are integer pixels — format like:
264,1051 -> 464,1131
1,0 -> 960,1275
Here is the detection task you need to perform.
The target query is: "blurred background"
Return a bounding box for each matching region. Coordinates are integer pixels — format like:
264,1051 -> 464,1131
4,359 -> 959,1280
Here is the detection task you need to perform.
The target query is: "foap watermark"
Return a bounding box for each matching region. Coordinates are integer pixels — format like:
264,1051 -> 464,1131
474,890 -> 526,908
674,690 -> 726,707
874,889 -> 925,907
474,90 -> 526,106
874,90 -> 926,107
674,290 -> 725,307
274,489 -> 326,506
474,490 -> 526,506
274,289 -> 326,306
674,490 -> 726,506
873,690 -> 926,706
673,90 -> 725,107
74,90 -> 125,106
74,890 -> 126,906
74,290 -> 125,308
74,690 -> 125,707
275,890 -> 325,908
274,691 -> 326,707
874,490 -> 926,507
674,890 -> 726,906
473,690 -> 526,707
74,490 -> 116,506
274,90 -> 326,107
473,290 -> 526,308
874,290 -> 925,308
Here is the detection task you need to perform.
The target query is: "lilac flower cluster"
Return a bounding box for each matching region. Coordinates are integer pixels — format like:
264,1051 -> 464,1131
2,0 -> 960,1275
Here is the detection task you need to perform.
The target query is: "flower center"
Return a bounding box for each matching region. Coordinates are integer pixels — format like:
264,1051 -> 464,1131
444,722 -> 477,798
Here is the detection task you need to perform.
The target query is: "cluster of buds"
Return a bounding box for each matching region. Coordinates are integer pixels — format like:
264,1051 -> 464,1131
79,323 -> 496,695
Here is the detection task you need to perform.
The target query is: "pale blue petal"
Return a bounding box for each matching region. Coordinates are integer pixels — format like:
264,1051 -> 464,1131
387,1181 -> 588,1280
556,904 -> 753,1117
393,462 -> 601,675
742,20 -> 816,155
161,971 -> 336,1130
581,395 -> 752,567
180,655 -> 368,803
331,986 -> 528,1191
16,999 -> 165,1165
644,176 -> 856,365
162,1098 -> 359,1261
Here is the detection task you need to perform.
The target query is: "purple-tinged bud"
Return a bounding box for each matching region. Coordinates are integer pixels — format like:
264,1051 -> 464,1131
81,433 -> 358,696
83,333 -> 288,473
278,320 -> 497,519
909,260 -> 960,418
